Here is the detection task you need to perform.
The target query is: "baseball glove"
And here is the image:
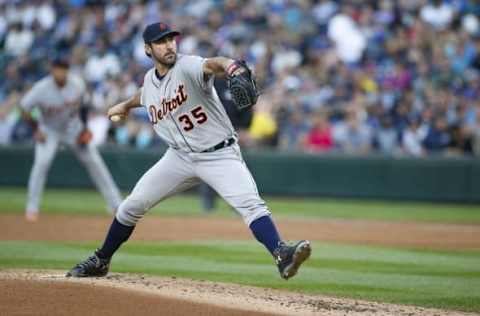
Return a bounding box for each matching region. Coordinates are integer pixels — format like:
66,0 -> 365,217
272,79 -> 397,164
77,128 -> 93,146
227,61 -> 259,110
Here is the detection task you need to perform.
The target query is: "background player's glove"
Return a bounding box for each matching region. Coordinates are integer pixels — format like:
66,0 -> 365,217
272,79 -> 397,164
77,128 -> 93,146
227,61 -> 259,111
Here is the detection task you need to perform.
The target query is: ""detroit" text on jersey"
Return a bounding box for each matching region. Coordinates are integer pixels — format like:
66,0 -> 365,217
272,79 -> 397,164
148,84 -> 188,124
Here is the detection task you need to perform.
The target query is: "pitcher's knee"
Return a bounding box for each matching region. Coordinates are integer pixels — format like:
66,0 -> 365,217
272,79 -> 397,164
115,197 -> 150,226
236,200 -> 271,226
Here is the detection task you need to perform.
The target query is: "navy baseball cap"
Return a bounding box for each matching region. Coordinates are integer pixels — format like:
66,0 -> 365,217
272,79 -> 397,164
142,22 -> 180,43
51,55 -> 70,68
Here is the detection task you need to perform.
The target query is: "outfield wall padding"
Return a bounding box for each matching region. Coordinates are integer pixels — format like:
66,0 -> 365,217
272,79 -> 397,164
1,146 -> 479,203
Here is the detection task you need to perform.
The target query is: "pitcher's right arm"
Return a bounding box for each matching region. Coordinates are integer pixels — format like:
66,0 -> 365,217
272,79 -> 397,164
107,89 -> 142,121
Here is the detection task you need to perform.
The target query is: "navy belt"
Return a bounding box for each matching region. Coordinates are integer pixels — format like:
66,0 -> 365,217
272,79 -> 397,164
201,137 -> 235,153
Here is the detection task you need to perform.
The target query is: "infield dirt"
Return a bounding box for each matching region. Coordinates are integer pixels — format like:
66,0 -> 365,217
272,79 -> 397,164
1,213 -> 480,249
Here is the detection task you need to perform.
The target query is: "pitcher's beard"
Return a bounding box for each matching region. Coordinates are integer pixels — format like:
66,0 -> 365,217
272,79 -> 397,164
154,53 -> 176,67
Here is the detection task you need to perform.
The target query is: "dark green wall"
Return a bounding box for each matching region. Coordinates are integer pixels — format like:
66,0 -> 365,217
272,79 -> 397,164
1,146 -> 479,203
244,151 -> 480,202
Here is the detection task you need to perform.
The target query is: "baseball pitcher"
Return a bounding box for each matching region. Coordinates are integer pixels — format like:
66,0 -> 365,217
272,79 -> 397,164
20,57 -> 123,222
67,23 -> 311,280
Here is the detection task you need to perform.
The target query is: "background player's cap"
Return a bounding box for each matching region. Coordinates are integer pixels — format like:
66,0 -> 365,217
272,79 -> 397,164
143,22 -> 180,43
50,55 -> 70,68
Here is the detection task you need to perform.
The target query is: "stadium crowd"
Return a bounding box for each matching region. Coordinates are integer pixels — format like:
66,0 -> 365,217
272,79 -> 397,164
0,0 -> 480,156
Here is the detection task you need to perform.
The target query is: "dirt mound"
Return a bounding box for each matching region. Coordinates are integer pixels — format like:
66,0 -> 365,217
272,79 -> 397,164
2,213 -> 480,249
0,278 -> 271,316
0,270 -> 476,316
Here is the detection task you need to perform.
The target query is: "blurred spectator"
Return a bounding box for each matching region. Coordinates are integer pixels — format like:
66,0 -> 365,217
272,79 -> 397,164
0,5 -> 8,40
84,38 -> 121,84
0,0 -> 479,158
374,115 -> 398,155
423,116 -> 451,153
303,110 -> 333,153
248,97 -> 278,147
35,1 -> 56,31
327,4 -> 366,64
333,108 -> 372,155
402,118 -> 428,156
279,110 -> 309,151
4,22 -> 33,57
420,0 -> 455,31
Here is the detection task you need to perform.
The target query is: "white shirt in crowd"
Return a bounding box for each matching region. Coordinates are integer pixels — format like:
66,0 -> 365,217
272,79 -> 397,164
420,2 -> 454,31
402,125 -> 428,156
84,53 -> 121,83
4,28 -> 33,56
328,13 -> 366,63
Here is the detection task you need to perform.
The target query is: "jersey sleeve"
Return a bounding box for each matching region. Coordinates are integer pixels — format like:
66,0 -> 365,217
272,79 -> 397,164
20,82 -> 43,111
180,55 -> 214,92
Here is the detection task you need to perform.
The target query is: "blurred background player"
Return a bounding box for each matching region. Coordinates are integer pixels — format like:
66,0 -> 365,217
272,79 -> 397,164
19,56 -> 123,222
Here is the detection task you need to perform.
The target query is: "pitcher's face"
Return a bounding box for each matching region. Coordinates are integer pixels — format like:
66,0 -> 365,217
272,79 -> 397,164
146,35 -> 177,67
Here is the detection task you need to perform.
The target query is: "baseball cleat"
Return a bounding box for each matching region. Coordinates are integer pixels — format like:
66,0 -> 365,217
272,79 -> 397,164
273,240 -> 311,280
66,250 -> 110,277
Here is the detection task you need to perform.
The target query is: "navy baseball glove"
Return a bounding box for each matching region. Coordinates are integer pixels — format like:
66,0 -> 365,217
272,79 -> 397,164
227,61 -> 259,110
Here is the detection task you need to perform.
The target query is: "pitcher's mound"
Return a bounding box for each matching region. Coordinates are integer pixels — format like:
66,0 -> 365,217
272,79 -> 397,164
1,270 -> 475,316
0,278 -> 273,316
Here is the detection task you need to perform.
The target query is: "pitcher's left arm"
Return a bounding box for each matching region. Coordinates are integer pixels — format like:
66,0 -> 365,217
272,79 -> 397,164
203,57 -> 259,110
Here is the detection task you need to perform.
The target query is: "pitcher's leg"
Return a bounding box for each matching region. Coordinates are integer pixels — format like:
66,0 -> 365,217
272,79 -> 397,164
67,149 -> 197,277
26,137 -> 58,220
196,151 -> 270,225
100,149 -> 195,258
196,147 -> 311,280
116,150 -> 197,226
72,145 -> 123,213
196,151 -> 280,251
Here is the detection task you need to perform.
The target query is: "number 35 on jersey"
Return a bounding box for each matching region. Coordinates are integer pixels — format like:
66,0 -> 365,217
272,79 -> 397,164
149,104 -> 208,132
147,83 -> 208,131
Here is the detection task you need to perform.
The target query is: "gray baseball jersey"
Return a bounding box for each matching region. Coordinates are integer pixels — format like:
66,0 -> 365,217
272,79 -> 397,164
20,73 -> 86,142
140,54 -> 235,152
116,54 -> 271,228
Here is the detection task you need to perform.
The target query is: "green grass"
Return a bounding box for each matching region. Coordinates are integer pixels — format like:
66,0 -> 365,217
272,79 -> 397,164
0,240 -> 479,313
1,187 -> 480,223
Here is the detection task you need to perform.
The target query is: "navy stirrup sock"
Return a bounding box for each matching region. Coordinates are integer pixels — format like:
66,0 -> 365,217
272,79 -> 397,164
98,216 -> 280,258
97,217 -> 135,259
249,215 -> 281,255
